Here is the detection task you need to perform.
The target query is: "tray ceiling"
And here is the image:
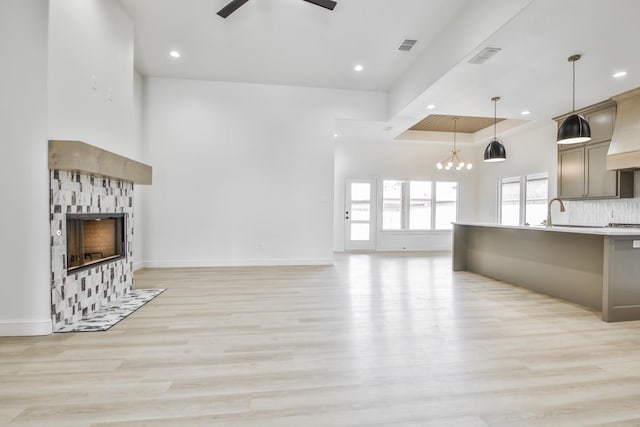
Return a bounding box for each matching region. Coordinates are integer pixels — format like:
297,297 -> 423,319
409,114 -> 506,134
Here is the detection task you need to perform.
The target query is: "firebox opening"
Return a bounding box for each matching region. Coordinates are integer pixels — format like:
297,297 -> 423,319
66,213 -> 126,272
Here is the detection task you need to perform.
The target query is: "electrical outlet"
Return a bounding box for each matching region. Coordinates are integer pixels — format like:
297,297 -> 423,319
91,75 -> 97,90
633,240 -> 640,249
107,88 -> 113,101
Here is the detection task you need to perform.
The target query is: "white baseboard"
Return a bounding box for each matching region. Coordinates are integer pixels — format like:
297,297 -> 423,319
132,261 -> 145,271
141,257 -> 335,268
0,318 -> 52,336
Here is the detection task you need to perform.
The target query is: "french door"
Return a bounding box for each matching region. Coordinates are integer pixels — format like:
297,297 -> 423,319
344,178 -> 376,251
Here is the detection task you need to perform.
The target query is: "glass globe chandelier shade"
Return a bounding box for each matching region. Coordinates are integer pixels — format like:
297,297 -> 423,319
435,118 -> 472,171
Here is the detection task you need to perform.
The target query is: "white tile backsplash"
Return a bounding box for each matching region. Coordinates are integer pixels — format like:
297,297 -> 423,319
555,197 -> 640,225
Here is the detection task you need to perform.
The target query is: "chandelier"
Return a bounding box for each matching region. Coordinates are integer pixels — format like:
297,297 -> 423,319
436,118 -> 472,171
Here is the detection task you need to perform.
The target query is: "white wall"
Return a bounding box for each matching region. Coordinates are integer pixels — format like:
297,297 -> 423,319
475,120 -> 558,222
48,0 -> 146,270
334,139 -> 480,251
0,0 -> 51,336
133,70 -> 145,270
47,0 -> 139,160
143,77 -> 385,267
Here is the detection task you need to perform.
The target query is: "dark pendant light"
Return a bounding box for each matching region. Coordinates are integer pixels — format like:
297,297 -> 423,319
557,54 -> 591,144
484,96 -> 506,162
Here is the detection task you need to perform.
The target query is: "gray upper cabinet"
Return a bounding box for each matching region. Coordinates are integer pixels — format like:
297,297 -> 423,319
587,105 -> 615,143
585,140 -> 619,198
556,103 -> 634,199
558,145 -> 585,198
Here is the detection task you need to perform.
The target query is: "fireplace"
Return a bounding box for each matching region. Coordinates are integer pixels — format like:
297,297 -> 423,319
50,170 -> 135,329
49,141 -> 151,330
66,213 -> 126,272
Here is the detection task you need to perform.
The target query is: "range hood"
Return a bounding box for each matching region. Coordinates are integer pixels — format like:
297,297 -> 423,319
607,87 -> 640,170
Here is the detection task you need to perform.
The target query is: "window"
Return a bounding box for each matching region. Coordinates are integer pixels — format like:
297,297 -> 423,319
435,182 -> 457,230
409,181 -> 432,229
382,180 -> 403,230
382,180 -> 457,230
499,177 -> 521,225
498,173 -> 549,226
525,174 -> 549,226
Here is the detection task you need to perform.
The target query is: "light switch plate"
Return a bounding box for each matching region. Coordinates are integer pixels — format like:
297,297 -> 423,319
633,240 -> 640,249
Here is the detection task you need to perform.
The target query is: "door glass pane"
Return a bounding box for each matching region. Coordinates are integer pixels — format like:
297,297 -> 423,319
351,203 -> 370,221
351,183 -> 371,201
350,223 -> 370,241
435,182 -> 457,229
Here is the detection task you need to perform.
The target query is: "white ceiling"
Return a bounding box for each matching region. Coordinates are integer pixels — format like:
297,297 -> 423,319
119,0 -> 469,91
119,0 -> 640,142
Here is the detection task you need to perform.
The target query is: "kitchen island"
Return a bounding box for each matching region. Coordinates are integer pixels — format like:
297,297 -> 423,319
453,223 -> 640,322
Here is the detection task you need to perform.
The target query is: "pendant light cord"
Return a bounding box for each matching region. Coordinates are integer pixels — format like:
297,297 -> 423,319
494,98 -> 497,139
567,54 -> 581,112
453,118 -> 457,151
491,96 -> 500,140
572,57 -> 576,112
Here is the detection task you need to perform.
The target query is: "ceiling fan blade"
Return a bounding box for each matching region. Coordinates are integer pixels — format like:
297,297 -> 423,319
302,0 -> 337,11
217,0 -> 249,18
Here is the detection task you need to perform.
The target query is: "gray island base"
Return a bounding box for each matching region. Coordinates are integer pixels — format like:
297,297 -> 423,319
453,223 -> 640,322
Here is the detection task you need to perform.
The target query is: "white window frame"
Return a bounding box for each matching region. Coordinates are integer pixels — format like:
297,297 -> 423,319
498,173 -> 549,226
381,180 -> 459,231
524,172 -> 549,226
498,176 -> 523,225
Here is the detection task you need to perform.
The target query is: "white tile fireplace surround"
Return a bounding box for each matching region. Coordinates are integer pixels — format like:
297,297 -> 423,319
48,140 -> 152,331
50,170 -> 134,330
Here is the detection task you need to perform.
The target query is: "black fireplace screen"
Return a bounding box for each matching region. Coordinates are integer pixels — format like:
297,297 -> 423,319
66,213 -> 126,271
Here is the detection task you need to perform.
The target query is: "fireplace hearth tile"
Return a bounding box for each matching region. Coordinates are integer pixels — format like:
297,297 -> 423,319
55,289 -> 164,333
50,169 -> 135,329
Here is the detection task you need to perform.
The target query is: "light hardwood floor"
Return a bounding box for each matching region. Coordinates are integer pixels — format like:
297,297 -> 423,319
3,252 -> 640,426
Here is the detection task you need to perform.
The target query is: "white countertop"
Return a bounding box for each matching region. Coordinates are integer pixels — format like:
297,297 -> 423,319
454,222 -> 640,236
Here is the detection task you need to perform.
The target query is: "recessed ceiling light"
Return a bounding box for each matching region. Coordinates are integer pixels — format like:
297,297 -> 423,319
613,71 -> 627,78
333,133 -> 339,138
354,64 -> 364,72
169,50 -> 181,59
426,104 -> 436,109
521,110 -> 531,116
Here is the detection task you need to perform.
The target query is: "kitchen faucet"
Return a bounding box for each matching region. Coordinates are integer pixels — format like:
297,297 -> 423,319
546,198 -> 565,227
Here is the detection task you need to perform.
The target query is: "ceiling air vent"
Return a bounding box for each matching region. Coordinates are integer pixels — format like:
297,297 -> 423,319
468,47 -> 501,64
397,39 -> 417,52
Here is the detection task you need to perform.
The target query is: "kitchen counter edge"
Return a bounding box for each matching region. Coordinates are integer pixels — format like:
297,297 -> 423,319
453,222 -> 640,236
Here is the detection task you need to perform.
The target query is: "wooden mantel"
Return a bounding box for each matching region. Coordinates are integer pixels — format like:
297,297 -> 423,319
48,140 -> 152,185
